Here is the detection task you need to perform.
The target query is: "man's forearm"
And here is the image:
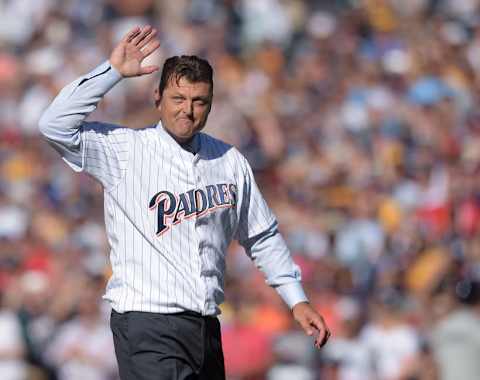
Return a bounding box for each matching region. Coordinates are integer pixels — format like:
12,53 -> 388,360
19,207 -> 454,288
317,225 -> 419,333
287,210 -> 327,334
245,222 -> 309,308
38,61 -> 122,148
275,281 -> 308,309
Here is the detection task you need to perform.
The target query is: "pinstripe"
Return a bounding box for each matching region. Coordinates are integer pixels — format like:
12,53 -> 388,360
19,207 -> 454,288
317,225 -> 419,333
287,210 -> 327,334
172,149 -> 178,311
88,148 -> 129,154
41,61 -> 306,316
196,143 -> 208,312
84,156 -> 122,171
158,137 -> 166,312
203,139 -> 220,307
139,137 -> 145,309
211,139 -> 249,240
89,126 -> 290,315
147,136 -> 153,312
176,147 -> 185,308
111,192 -> 121,302
185,150 -> 194,310
152,138 -> 159,311
122,171 -> 128,311
131,135 -> 137,309
167,140 -> 172,312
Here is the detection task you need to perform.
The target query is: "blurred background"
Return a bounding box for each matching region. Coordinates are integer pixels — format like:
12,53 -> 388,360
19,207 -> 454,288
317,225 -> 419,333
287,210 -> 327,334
2,0 -> 480,379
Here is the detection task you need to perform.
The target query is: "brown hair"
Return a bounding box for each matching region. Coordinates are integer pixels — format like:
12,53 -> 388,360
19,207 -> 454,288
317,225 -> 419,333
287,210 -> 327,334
158,55 -> 213,95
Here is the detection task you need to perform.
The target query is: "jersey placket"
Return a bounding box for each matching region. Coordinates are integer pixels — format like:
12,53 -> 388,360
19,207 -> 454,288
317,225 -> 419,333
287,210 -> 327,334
191,151 -> 212,315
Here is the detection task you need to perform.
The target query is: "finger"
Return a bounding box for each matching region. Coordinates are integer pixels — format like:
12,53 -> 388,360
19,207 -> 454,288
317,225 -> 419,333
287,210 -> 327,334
298,316 -> 315,336
123,27 -> 141,43
141,40 -> 161,58
308,314 -> 325,331
321,330 -> 331,347
138,28 -> 157,50
315,328 -> 331,348
307,316 -> 329,347
132,25 -> 153,45
139,65 -> 160,76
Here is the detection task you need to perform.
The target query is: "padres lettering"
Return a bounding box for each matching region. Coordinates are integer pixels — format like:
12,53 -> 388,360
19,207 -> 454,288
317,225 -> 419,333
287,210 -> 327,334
149,183 -> 237,236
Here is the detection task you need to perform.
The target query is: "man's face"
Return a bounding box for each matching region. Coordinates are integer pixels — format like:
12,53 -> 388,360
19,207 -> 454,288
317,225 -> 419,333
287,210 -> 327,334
155,76 -> 212,142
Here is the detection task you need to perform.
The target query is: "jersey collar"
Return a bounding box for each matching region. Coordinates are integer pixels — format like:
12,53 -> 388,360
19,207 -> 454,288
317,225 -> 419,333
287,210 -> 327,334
156,121 -> 202,158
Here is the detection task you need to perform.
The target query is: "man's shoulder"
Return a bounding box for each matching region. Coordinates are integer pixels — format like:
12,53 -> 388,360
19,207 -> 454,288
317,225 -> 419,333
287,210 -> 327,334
200,132 -> 242,160
83,121 -> 132,136
127,125 -> 162,151
132,125 -> 158,137
200,132 -> 231,148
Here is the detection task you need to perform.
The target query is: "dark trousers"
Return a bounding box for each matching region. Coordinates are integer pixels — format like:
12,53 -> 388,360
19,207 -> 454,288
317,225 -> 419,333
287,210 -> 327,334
110,310 -> 225,380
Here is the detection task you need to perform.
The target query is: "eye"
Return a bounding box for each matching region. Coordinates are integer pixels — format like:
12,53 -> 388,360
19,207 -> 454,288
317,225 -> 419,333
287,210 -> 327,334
194,99 -> 208,106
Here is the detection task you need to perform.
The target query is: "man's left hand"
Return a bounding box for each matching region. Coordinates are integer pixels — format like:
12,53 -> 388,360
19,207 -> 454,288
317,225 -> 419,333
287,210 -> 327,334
292,302 -> 331,349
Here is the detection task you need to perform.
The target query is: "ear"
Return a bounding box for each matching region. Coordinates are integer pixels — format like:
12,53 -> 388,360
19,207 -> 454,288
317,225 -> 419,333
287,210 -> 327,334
154,88 -> 162,109
206,91 -> 213,114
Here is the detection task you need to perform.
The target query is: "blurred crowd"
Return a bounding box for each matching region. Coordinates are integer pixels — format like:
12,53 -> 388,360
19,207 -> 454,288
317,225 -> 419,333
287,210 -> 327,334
2,0 -> 480,379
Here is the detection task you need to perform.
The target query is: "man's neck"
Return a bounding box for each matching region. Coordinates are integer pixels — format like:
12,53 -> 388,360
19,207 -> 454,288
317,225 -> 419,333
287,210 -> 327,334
165,128 -> 195,145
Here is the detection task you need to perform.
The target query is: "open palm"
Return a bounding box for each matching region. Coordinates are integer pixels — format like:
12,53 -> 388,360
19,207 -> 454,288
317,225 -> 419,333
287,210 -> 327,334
110,25 -> 160,77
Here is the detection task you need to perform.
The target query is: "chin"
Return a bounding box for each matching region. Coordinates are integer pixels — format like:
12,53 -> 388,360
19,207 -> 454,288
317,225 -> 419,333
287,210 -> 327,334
178,125 -> 200,138
174,129 -> 195,142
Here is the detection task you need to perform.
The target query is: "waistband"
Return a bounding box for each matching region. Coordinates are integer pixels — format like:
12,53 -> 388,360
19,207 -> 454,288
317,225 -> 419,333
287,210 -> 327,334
111,309 -> 214,319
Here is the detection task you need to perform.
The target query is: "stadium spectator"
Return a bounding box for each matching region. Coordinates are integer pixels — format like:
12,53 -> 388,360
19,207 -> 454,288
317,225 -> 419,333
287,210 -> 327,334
2,0 -> 480,378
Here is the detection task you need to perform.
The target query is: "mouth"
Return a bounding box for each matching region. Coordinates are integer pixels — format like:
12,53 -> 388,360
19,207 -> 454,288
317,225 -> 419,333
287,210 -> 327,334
177,118 -> 194,125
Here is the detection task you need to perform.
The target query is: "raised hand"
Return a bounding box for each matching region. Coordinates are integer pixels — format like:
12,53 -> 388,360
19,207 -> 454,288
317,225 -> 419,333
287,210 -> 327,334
109,25 -> 161,78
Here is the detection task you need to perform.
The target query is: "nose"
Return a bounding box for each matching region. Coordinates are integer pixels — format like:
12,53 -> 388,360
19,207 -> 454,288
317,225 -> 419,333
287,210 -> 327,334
183,100 -> 194,118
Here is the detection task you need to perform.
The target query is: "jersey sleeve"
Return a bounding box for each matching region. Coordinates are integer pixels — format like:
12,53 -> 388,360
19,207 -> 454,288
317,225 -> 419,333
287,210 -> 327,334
78,122 -> 131,189
39,61 -> 130,190
235,152 -> 308,309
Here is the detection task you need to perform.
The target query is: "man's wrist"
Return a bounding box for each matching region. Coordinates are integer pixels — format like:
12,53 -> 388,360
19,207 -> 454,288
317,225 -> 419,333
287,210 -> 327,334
275,282 -> 309,309
292,300 -> 309,309
107,61 -> 124,81
78,61 -> 123,93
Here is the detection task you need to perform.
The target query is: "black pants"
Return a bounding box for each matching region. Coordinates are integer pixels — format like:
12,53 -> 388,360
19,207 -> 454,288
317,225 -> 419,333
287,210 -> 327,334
110,310 -> 225,380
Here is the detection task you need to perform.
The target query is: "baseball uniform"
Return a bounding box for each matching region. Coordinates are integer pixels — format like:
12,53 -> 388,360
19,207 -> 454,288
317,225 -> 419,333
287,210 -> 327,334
39,60 -> 308,379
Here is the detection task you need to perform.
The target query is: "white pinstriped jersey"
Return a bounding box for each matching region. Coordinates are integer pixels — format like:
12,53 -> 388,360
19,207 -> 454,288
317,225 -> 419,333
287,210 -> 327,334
39,61 -> 307,316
